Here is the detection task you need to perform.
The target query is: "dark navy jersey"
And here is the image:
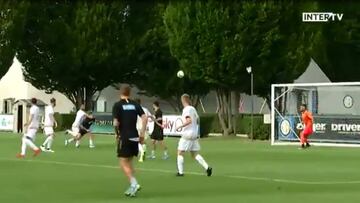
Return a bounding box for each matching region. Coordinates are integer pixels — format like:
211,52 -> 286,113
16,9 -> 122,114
112,99 -> 145,140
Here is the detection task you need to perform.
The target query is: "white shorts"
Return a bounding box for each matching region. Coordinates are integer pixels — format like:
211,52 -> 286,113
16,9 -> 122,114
177,138 -> 201,152
72,126 -> 80,134
25,128 -> 38,140
44,127 -> 54,135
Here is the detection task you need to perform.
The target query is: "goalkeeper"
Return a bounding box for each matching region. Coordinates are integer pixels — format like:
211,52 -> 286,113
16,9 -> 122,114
299,104 -> 314,149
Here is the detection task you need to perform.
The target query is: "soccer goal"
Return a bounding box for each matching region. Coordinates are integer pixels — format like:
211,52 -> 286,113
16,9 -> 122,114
271,82 -> 360,147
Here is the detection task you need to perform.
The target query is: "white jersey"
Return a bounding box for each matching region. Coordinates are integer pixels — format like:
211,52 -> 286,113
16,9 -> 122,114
44,105 -> 55,127
28,105 -> 40,129
181,105 -> 199,139
72,109 -> 86,127
137,107 -> 152,132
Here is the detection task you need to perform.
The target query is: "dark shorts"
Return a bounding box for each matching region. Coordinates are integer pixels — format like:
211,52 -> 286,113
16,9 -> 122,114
79,129 -> 89,136
151,128 -> 164,141
117,139 -> 139,158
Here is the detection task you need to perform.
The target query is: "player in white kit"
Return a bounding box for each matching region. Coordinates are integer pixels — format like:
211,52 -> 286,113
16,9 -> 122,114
40,98 -> 57,153
135,98 -> 153,162
175,94 -> 212,177
16,98 -> 42,158
65,104 -> 94,148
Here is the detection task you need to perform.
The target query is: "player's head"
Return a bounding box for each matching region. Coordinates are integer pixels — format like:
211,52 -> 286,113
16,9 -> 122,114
135,98 -> 141,105
50,98 -> 56,107
300,104 -> 307,112
31,98 -> 37,105
153,101 -> 160,110
80,104 -> 85,111
181,94 -> 191,107
120,85 -> 131,99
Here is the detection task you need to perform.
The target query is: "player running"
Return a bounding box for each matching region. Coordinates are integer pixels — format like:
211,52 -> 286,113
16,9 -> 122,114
65,104 -> 95,148
135,98 -> 152,162
175,94 -> 212,177
16,98 -> 42,158
113,86 -> 147,197
148,101 -> 169,160
40,98 -> 57,153
299,104 -> 314,149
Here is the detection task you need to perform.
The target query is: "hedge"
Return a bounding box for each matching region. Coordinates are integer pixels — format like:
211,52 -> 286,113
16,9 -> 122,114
54,113 -> 75,131
54,113 -> 270,140
199,114 -> 270,140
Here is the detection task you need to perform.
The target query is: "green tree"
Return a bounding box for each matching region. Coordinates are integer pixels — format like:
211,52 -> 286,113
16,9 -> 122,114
164,1 -> 318,135
0,0 -> 26,79
130,3 -> 210,112
314,2 -> 360,82
17,1 -> 135,110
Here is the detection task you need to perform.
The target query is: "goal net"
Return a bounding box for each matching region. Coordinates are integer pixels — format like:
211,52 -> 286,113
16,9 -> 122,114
271,82 -> 360,147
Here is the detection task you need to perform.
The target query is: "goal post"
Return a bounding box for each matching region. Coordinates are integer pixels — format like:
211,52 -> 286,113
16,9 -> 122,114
271,82 -> 360,147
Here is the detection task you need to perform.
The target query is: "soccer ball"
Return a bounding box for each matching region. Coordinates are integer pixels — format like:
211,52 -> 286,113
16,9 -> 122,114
177,70 -> 184,78
296,123 -> 304,130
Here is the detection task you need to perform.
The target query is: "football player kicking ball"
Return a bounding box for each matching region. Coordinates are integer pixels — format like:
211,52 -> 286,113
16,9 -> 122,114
299,104 -> 314,149
16,98 -> 42,158
40,98 -> 57,153
175,94 -> 212,177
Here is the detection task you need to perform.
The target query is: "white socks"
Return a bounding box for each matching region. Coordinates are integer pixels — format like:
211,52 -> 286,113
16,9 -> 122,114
130,176 -> 138,187
89,139 -> 94,146
195,154 -> 209,170
21,137 -> 38,155
138,143 -> 143,153
43,136 -> 54,149
177,155 -> 184,174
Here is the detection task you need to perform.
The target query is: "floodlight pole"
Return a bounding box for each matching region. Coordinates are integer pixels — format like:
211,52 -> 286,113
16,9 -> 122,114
247,66 -> 254,141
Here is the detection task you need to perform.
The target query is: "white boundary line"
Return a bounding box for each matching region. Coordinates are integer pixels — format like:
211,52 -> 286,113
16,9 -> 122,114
1,158 -> 360,185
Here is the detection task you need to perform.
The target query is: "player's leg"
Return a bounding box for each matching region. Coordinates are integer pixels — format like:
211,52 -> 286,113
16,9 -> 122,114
190,140 -> 212,176
119,140 -> 141,197
19,129 -> 41,157
89,133 -> 95,148
158,140 -> 169,160
176,138 -> 187,176
17,136 -> 27,158
41,127 -> 55,152
149,139 -> 156,159
65,127 -> 79,146
138,130 -> 145,162
300,131 -> 306,149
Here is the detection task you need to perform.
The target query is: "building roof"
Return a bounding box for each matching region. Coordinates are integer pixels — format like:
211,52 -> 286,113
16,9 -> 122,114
14,99 -> 47,107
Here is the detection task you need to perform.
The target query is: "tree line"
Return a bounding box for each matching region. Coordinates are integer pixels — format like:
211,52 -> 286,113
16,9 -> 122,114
0,0 -> 359,135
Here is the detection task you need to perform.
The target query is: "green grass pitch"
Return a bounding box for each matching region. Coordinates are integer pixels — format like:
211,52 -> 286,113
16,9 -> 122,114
1,132 -> 360,203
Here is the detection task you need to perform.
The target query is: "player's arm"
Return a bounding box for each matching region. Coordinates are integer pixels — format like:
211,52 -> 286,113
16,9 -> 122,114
24,113 -> 34,127
137,105 -> 147,143
112,103 -> 121,140
176,116 -> 192,131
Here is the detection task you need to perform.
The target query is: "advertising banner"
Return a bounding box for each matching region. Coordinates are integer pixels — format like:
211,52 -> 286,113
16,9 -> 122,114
0,115 -> 14,131
277,115 -> 360,143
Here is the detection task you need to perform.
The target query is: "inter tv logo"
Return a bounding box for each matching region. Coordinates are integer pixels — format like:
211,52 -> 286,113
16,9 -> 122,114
302,12 -> 343,22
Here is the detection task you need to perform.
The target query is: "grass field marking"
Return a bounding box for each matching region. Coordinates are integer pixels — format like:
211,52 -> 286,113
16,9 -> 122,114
1,157 -> 360,185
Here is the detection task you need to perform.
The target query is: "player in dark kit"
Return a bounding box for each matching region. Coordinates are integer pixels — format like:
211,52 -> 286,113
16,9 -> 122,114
149,101 -> 169,159
113,85 -> 147,197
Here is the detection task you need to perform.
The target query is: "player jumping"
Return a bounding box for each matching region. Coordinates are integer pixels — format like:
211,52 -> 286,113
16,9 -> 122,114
40,98 -> 57,153
16,98 -> 42,158
299,104 -> 314,149
113,86 -> 147,197
175,94 -> 212,177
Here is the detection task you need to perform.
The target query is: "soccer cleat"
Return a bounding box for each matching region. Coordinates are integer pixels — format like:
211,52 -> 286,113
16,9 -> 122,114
89,145 -> 95,149
16,153 -> 25,158
129,184 -> 141,197
33,149 -> 41,157
176,172 -> 184,177
206,167 -> 213,177
306,143 -> 311,148
40,145 -> 46,152
46,149 -> 55,153
75,144 -> 80,148
147,155 -> 156,159
162,154 -> 169,160
124,186 -> 132,196
65,139 -> 68,146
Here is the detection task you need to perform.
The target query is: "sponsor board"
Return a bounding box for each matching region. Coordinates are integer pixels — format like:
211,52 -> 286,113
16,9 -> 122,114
0,115 -> 14,131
